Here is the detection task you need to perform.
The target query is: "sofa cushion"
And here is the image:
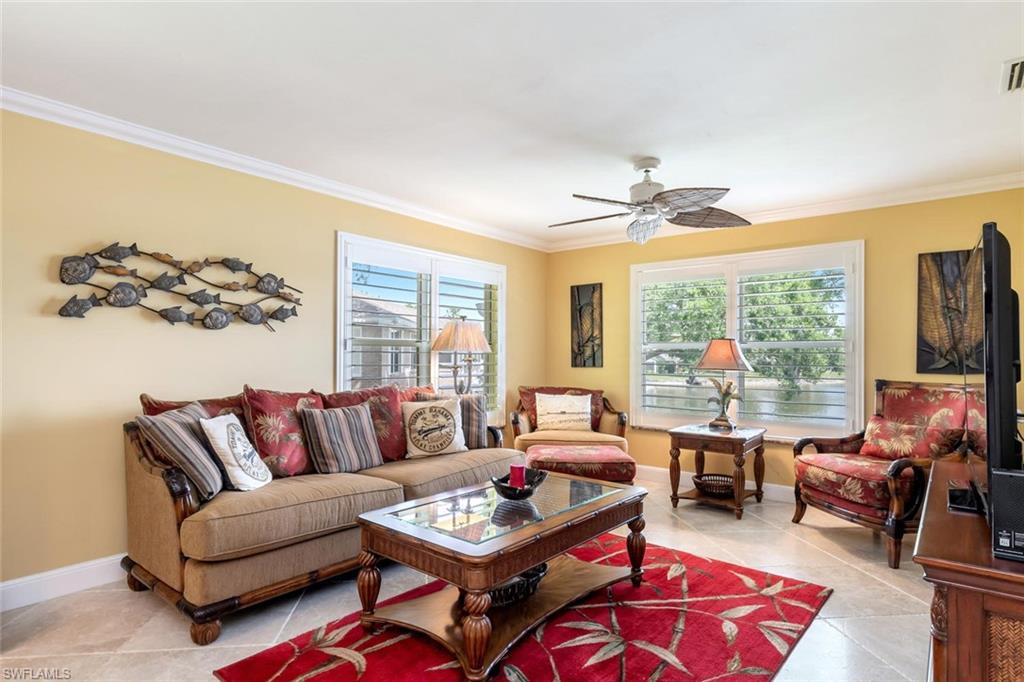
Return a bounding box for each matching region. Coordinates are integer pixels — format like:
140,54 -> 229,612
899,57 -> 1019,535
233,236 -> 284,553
180,473 -> 402,561
136,402 -> 224,501
794,452 -> 914,510
242,386 -> 323,477
318,385 -> 406,461
358,448 -> 522,499
514,429 -> 628,453
518,386 -> 604,431
140,392 -> 245,420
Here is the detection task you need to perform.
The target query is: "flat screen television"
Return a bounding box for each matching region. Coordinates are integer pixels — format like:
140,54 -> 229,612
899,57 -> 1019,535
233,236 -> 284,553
965,222 -> 1023,559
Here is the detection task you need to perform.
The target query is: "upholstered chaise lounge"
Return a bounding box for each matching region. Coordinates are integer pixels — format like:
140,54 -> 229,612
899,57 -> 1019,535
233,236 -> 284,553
510,386 -> 629,452
792,379 -> 983,568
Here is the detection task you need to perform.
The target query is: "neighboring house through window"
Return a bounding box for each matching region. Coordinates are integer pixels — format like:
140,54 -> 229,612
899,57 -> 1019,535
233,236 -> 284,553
337,233 -> 507,422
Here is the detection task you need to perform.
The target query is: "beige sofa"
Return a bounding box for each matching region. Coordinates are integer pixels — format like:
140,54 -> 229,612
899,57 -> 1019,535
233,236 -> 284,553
511,395 -> 629,452
121,422 -> 521,645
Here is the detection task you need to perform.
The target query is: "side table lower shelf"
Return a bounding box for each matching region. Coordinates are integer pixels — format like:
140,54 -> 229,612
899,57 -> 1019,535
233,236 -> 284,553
677,486 -> 760,517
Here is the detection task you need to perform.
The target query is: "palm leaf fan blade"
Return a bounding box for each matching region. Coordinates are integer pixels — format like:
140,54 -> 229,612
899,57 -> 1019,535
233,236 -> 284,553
918,255 -> 954,367
667,207 -> 750,228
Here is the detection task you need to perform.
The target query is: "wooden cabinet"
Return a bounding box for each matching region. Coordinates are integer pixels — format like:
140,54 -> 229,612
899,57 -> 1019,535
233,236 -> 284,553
913,459 -> 1024,681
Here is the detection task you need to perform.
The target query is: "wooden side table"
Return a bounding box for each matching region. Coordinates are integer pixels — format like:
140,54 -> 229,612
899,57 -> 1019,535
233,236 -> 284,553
667,424 -> 766,519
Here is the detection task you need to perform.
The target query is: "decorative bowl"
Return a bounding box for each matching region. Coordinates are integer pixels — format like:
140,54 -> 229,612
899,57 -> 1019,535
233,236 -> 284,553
491,468 -> 548,500
489,562 -> 549,608
692,473 -> 735,498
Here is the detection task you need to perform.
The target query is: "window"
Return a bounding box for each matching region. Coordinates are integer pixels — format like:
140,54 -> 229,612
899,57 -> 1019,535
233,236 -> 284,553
337,233 -> 506,422
630,242 -> 863,437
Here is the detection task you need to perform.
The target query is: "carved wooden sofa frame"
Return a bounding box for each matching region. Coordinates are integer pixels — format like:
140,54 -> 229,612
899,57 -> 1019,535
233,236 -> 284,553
121,421 -> 504,645
791,379 -> 970,569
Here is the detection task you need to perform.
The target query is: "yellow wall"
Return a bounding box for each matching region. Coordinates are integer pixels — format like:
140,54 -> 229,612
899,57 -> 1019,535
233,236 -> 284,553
3,109 -> 1023,581
0,112 -> 548,580
546,189 -> 1024,487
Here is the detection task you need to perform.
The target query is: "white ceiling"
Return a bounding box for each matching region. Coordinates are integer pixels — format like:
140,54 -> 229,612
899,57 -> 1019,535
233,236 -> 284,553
3,2 -> 1022,251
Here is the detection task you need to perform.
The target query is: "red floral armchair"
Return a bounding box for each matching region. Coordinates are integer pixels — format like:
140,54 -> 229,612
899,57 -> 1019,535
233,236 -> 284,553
792,379 -> 984,568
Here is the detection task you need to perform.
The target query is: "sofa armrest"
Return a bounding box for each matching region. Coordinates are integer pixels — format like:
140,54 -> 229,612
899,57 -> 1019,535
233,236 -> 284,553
600,397 -> 628,438
793,432 -> 866,457
487,425 -> 504,448
886,457 -> 931,523
124,422 -> 197,592
510,409 -> 531,436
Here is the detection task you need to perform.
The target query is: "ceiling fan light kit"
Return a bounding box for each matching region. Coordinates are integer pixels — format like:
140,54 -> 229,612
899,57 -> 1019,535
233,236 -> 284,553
549,157 -> 751,245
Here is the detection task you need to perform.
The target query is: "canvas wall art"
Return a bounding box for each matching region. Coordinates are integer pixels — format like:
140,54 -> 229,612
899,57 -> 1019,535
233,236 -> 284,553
570,282 -> 603,367
917,249 -> 983,374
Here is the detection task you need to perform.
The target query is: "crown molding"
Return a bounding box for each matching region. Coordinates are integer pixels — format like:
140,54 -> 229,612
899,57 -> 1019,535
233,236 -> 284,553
546,171 -> 1024,252
3,87 -> 1020,254
0,87 -> 548,252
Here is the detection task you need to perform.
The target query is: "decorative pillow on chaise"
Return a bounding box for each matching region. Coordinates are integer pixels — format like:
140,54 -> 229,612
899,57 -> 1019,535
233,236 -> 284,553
518,386 -> 604,431
414,391 -> 488,449
317,385 -> 405,461
298,402 -> 384,474
242,386 -> 323,477
136,402 -> 223,500
860,415 -> 962,460
535,393 -> 592,432
200,413 -> 272,490
402,398 -> 467,457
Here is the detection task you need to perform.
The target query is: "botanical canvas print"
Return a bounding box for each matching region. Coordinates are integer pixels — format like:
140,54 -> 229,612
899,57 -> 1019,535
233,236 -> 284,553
570,283 -> 603,367
917,250 -> 983,374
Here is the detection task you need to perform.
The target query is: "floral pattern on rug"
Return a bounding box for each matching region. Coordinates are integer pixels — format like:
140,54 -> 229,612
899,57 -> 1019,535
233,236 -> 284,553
215,534 -> 831,682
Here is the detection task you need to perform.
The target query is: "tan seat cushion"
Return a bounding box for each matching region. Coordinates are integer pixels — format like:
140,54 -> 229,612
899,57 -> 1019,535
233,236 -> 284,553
180,473 -> 403,561
514,430 -> 628,453
359,448 -> 523,499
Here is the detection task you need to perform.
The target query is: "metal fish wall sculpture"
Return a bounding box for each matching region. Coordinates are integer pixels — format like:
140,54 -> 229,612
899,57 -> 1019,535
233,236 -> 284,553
57,242 -> 303,332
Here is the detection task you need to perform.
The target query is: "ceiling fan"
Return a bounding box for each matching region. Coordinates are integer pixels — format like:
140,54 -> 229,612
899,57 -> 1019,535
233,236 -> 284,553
549,157 -> 750,245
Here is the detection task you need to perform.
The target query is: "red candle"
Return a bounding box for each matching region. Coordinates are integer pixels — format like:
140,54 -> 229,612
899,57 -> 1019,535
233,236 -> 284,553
509,463 -> 526,489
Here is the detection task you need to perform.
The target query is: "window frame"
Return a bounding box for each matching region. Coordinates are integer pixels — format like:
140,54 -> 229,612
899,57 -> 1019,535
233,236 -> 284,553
336,232 -> 507,424
629,240 -> 864,438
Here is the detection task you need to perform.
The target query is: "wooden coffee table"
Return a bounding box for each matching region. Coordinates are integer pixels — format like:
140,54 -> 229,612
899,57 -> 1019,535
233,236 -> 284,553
356,473 -> 647,681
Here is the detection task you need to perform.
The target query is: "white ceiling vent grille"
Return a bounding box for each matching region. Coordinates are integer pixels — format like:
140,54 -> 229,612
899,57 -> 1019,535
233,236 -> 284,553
1003,58 -> 1024,92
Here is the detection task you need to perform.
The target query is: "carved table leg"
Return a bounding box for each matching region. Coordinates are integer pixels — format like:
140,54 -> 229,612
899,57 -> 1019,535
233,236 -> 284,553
694,448 -> 705,476
669,446 -> 681,508
627,516 -> 647,586
753,445 -> 765,503
462,590 -> 492,678
733,453 -> 747,519
930,584 -> 948,682
357,550 -> 381,630
190,620 -> 221,646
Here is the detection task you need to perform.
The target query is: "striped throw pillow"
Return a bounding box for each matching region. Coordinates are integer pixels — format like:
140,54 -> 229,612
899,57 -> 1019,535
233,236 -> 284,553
136,402 -> 224,501
299,402 -> 384,474
414,391 -> 488,450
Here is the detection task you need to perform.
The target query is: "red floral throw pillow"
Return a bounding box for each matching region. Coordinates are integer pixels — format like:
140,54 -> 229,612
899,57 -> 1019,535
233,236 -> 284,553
318,385 -> 406,461
140,393 -> 245,419
518,386 -> 604,431
860,415 -> 962,461
242,386 -> 323,477
398,384 -> 433,403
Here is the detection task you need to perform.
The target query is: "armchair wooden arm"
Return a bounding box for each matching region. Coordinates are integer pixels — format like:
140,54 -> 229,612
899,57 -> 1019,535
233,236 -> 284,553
793,431 -> 866,457
487,425 -> 504,448
601,397 -> 628,438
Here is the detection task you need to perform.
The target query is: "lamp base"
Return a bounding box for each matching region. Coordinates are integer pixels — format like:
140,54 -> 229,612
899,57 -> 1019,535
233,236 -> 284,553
708,415 -> 736,430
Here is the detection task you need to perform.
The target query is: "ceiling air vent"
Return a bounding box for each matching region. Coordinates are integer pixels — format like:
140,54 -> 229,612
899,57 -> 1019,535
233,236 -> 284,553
1003,58 -> 1024,92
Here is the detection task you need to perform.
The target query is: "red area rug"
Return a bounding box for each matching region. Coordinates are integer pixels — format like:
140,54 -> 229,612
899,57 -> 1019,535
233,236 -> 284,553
216,534 -> 831,681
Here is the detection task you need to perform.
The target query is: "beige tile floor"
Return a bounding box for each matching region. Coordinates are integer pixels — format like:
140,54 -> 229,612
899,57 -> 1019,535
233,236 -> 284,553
0,470 -> 930,681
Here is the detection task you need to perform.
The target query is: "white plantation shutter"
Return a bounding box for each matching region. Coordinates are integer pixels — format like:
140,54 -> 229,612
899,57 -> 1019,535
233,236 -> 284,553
631,242 -> 863,436
338,234 -> 507,422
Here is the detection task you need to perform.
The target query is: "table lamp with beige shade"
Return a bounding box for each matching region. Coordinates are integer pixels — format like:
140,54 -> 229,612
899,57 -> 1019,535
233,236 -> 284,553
695,337 -> 753,430
430,316 -> 492,394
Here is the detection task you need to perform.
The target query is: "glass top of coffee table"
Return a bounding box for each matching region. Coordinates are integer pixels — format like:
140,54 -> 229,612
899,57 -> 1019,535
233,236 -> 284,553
387,475 -> 619,545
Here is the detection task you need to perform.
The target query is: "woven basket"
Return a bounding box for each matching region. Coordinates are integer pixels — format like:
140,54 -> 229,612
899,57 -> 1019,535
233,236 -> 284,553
692,474 -> 735,498
489,563 -> 548,608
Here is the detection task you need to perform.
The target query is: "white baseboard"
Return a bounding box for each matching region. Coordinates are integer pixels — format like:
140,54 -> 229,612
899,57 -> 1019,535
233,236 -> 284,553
634,463 -> 792,503
0,554 -> 124,612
